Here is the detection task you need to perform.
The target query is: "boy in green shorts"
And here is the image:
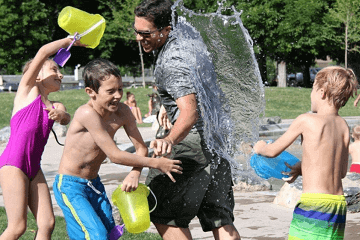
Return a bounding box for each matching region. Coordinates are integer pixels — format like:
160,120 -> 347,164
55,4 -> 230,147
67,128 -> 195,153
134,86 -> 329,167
254,66 -> 358,239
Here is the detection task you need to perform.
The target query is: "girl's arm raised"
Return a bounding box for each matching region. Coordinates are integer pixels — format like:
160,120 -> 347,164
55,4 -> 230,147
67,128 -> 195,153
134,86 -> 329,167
17,38 -> 85,98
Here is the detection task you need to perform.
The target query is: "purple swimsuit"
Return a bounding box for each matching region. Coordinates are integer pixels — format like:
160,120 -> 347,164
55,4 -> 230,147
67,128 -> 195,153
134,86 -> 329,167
0,95 -> 54,179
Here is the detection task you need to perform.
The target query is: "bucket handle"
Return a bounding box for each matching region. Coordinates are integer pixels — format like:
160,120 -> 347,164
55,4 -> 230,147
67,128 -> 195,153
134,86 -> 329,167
79,19 -> 105,38
66,19 -> 104,39
66,32 -> 79,51
148,187 -> 157,213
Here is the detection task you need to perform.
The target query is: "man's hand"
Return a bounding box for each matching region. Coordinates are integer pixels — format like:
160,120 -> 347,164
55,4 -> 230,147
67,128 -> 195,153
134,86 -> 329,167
158,105 -> 172,130
282,161 -> 301,183
150,138 -> 173,157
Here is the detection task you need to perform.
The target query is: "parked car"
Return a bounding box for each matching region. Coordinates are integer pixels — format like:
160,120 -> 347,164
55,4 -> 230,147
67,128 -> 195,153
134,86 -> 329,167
1,80 -> 19,92
287,68 -> 322,87
287,73 -> 303,87
310,67 -> 321,82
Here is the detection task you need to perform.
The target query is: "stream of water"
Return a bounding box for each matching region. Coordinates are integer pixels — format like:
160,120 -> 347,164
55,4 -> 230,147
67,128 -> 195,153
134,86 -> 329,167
171,0 -> 265,184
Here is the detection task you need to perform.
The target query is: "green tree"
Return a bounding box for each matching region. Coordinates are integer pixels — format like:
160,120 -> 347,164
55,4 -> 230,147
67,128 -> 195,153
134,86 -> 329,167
325,0 -> 360,68
237,0 -> 336,87
0,0 -> 51,74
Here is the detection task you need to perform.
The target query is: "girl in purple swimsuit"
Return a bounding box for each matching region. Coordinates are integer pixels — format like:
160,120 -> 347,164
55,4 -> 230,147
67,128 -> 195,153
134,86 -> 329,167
0,38 -> 85,239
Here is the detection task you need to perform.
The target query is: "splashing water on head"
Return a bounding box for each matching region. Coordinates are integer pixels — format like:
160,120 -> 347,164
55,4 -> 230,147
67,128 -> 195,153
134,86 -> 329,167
171,1 -> 265,184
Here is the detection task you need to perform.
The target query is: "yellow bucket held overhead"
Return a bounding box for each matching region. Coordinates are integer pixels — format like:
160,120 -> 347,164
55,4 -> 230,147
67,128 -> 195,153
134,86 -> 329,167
112,183 -> 157,234
58,6 -> 106,49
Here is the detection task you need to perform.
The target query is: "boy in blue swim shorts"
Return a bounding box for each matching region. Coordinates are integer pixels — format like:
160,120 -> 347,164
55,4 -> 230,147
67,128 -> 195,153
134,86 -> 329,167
53,59 -> 182,240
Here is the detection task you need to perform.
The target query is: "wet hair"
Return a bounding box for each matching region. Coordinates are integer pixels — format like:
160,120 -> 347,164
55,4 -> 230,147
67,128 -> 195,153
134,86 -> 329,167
314,66 -> 358,109
126,91 -> 134,99
352,125 -> 360,140
22,58 -> 54,75
134,0 -> 174,29
83,58 -> 121,93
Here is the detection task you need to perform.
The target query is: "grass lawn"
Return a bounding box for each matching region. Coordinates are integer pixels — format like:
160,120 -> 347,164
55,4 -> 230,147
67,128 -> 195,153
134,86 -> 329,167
0,207 -> 162,239
264,87 -> 360,119
1,86 -> 360,129
0,87 -> 154,129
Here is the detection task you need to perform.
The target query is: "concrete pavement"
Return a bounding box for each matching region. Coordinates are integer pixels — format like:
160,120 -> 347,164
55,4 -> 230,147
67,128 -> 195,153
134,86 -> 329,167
1,124 -> 360,239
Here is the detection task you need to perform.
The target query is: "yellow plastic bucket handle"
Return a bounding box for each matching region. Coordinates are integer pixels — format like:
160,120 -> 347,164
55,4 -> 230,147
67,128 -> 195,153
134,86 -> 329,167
78,19 -> 105,38
148,187 -> 157,213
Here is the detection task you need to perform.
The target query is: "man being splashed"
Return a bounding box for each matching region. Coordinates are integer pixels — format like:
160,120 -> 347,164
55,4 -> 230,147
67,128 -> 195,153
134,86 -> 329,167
133,0 -> 240,239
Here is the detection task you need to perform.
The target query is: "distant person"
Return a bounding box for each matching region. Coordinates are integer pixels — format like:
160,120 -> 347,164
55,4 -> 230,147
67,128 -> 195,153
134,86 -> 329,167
0,37 -> 83,239
254,66 -> 358,240
124,91 -> 143,123
353,90 -> 360,107
349,125 -> 360,174
145,85 -> 161,118
145,94 -> 154,118
53,58 -> 182,240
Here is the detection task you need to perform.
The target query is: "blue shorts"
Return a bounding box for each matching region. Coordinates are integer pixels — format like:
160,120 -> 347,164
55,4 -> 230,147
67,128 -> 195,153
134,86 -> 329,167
53,174 -> 115,240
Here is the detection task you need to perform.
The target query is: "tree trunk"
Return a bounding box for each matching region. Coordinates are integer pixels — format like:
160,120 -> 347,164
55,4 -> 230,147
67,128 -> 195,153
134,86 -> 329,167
278,61 -> 287,87
302,63 -> 312,88
138,41 -> 145,88
345,23 -> 348,69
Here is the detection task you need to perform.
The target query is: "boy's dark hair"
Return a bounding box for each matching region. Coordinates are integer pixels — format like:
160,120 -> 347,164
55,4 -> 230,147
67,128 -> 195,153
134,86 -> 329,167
83,58 -> 121,93
134,0 -> 174,29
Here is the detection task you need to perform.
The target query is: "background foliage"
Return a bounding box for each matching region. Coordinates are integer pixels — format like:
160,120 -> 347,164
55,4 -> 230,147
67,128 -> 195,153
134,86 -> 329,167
1,0 -> 360,85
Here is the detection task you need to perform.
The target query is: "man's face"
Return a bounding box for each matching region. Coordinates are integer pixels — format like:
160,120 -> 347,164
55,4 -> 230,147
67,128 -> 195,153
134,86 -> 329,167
134,16 -> 169,53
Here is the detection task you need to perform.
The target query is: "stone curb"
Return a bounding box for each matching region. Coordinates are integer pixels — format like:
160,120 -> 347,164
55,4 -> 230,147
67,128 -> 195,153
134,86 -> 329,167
260,117 -> 360,137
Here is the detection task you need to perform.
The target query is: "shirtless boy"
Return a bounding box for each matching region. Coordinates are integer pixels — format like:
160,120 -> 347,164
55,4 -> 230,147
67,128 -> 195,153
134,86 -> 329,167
349,125 -> 360,174
254,66 -> 357,240
53,58 -> 182,240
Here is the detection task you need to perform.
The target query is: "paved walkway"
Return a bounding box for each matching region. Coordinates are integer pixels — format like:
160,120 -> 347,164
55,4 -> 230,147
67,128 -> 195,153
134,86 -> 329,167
1,124 -> 360,239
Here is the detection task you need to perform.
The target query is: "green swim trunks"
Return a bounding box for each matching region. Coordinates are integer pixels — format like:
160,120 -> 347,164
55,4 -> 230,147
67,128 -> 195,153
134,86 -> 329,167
146,131 -> 235,231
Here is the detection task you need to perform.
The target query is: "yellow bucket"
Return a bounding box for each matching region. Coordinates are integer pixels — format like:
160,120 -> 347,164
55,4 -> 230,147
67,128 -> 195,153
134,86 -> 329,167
112,183 -> 157,234
58,6 -> 106,49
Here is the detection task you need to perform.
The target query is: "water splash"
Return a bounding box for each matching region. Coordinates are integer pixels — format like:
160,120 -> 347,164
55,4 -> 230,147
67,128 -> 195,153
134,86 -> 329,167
171,1 -> 265,183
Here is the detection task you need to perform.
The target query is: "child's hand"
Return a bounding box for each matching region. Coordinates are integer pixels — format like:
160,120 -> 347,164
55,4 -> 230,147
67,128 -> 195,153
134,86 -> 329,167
72,39 -> 87,48
156,157 -> 182,183
253,140 -> 267,154
59,37 -> 87,49
44,107 -> 70,124
282,162 -> 301,183
121,171 -> 141,192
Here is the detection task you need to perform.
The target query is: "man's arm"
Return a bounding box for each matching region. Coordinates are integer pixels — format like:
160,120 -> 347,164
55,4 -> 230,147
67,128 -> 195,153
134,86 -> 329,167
150,93 -> 198,156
